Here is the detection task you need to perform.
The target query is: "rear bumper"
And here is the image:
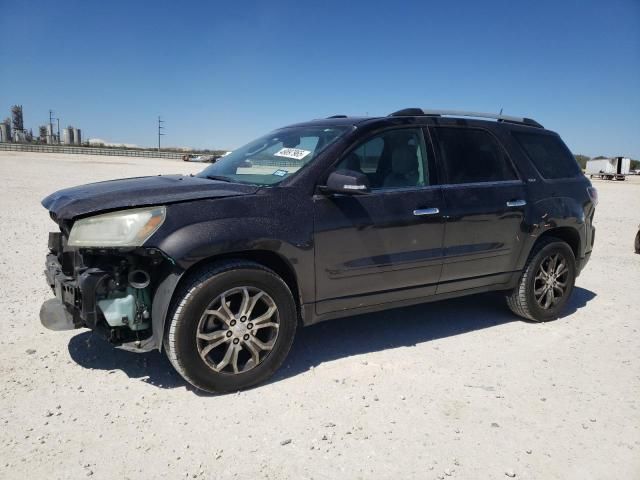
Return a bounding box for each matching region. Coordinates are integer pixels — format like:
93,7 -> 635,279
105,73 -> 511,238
577,222 -> 595,276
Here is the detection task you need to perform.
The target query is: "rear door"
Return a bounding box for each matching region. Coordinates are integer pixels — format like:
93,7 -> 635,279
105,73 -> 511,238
313,127 -> 445,314
430,126 -> 527,293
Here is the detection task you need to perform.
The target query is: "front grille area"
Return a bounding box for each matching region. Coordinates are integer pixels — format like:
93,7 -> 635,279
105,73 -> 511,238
48,232 -> 62,254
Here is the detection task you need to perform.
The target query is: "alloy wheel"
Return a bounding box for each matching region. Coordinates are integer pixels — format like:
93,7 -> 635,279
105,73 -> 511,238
533,253 -> 569,310
196,286 -> 280,374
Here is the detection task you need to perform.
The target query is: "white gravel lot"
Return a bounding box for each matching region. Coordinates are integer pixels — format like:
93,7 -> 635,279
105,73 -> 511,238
0,151 -> 639,480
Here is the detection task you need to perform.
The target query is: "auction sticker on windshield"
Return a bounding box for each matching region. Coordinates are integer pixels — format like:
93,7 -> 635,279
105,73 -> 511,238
274,148 -> 311,160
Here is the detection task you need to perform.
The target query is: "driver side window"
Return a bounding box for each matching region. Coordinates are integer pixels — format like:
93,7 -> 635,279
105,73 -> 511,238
336,128 -> 429,189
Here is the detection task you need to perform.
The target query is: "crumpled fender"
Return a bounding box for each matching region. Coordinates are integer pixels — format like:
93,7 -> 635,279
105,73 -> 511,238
514,195 -> 587,270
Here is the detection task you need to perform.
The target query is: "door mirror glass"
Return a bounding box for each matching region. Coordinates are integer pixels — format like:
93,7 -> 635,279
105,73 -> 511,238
325,169 -> 370,194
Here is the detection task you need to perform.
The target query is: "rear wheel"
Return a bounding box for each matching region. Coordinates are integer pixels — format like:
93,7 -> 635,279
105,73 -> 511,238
634,229 -> 640,254
164,260 -> 297,393
506,238 -> 576,322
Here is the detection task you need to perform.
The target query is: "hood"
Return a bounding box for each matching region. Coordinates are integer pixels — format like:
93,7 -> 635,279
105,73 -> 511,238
42,174 -> 259,220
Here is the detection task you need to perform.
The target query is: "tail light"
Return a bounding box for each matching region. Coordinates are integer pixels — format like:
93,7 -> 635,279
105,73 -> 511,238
587,186 -> 598,206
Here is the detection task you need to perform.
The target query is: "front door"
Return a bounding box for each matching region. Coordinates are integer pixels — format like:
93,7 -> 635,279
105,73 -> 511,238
429,126 -> 527,293
313,127 -> 445,314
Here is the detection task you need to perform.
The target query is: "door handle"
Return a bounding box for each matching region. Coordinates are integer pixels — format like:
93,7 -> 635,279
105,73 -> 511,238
413,208 -> 440,216
506,199 -> 526,207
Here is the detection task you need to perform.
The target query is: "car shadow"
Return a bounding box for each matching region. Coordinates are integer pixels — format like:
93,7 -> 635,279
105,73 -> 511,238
272,286 -> 596,383
67,287 -> 596,392
67,331 -> 186,389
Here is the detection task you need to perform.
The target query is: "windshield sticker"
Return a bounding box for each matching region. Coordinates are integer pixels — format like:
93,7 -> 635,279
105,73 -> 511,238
274,148 -> 311,161
273,169 -> 288,177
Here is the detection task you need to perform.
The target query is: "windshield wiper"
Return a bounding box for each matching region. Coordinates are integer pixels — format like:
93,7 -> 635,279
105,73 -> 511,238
204,175 -> 233,183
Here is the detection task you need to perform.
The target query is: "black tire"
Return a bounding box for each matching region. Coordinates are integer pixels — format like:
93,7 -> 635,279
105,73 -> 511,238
506,237 -> 576,322
634,230 -> 640,254
164,260 -> 297,393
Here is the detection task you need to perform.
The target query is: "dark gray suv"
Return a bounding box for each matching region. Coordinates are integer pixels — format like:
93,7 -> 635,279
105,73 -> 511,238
40,109 -> 597,392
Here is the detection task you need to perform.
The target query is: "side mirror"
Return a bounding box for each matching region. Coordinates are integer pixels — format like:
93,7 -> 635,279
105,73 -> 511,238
324,169 -> 370,195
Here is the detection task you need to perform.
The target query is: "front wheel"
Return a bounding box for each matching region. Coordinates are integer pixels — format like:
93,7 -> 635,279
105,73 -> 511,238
506,238 -> 576,322
164,260 -> 297,393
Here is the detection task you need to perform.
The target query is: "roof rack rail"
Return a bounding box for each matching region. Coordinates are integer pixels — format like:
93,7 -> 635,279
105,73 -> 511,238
389,108 -> 424,117
388,108 -> 543,128
327,114 -> 348,118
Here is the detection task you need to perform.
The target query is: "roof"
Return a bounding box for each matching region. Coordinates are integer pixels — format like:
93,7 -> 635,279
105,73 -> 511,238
282,108 -> 544,130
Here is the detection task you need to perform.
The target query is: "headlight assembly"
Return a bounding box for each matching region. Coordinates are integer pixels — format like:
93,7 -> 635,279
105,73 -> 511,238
67,206 -> 166,247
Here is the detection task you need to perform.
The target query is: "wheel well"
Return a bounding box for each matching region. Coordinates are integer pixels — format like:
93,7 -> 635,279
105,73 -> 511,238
538,227 -> 581,258
178,250 -> 302,320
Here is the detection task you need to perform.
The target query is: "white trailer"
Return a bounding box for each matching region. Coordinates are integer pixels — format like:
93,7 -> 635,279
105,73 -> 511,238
586,157 -> 630,180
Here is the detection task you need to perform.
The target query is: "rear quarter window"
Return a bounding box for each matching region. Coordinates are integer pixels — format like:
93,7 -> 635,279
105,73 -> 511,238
432,127 -> 517,184
512,132 -> 581,179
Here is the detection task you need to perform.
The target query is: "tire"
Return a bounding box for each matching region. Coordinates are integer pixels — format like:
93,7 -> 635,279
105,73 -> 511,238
164,260 -> 297,393
506,237 -> 576,322
634,230 -> 640,254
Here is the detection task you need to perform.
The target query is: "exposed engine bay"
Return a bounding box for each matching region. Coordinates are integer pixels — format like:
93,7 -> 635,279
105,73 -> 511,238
41,230 -> 171,351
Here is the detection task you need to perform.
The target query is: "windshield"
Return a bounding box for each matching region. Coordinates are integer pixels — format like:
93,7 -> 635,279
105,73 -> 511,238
198,125 -> 352,185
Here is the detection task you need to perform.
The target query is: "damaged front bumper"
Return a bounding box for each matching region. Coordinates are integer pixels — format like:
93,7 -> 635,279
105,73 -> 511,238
42,252 -> 111,329
40,298 -> 77,331
39,232 -> 182,352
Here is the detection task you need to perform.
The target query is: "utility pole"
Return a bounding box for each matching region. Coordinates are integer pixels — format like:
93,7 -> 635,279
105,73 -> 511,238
49,110 -> 54,144
56,117 -> 60,144
157,116 -> 165,152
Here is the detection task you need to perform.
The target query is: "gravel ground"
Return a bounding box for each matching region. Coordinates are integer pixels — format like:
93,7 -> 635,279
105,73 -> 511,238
0,151 -> 639,480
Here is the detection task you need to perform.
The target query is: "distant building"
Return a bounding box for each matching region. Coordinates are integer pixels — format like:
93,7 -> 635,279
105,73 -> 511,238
11,105 -> 24,132
2,104 -> 84,145
0,120 -> 11,142
88,138 -> 137,148
13,130 -> 27,143
46,124 -> 55,144
63,127 -> 74,145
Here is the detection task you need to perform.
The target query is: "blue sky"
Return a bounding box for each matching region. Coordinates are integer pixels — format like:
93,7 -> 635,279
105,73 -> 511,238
1,0 -> 638,157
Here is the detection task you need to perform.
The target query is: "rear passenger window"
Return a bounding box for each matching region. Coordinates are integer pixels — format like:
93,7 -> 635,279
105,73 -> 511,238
432,127 -> 517,184
512,132 -> 581,179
